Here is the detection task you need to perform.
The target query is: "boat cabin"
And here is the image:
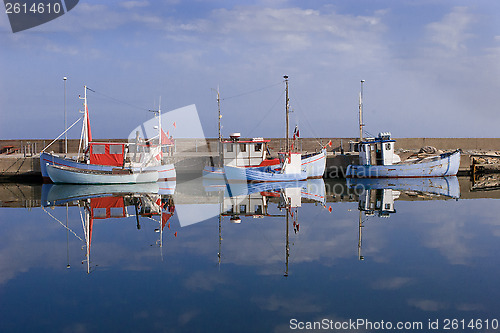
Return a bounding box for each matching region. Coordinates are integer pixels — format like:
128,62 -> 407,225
223,192 -> 267,219
88,142 -> 126,167
222,133 -> 271,167
359,188 -> 398,217
359,132 -> 401,166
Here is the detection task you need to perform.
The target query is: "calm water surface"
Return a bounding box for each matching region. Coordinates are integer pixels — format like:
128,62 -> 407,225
0,178 -> 499,333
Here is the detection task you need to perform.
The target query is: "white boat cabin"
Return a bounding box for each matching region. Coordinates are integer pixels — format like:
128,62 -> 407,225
223,192 -> 268,222
222,133 -> 270,167
359,188 -> 399,217
359,132 -> 401,166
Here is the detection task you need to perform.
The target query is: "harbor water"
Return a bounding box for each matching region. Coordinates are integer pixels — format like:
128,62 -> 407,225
0,177 -> 499,332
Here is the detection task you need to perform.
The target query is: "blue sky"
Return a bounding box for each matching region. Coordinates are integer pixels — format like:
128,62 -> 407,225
1,0 -> 499,139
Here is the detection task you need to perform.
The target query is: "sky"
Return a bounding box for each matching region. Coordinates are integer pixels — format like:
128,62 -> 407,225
1,0 -> 500,140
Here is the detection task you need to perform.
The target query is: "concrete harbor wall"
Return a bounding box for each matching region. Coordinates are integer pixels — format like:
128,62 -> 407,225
0,138 -> 499,181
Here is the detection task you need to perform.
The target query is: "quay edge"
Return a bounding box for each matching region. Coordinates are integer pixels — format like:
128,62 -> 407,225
1,138 -> 499,182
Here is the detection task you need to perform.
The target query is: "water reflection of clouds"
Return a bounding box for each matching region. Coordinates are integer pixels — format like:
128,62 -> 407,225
371,277 -> 415,290
0,196 -> 499,283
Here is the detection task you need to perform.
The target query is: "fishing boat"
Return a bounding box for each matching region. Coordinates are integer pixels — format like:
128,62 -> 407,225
345,81 -> 460,178
346,132 -> 460,178
204,76 -> 326,180
46,164 -> 159,184
40,85 -> 175,183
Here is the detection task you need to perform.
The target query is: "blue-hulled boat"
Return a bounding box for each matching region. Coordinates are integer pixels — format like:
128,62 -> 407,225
346,132 -> 460,178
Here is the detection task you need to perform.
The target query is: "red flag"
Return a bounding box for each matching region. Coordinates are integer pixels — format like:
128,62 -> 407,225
161,129 -> 169,145
173,121 -> 176,129
174,232 -> 177,237
327,140 -> 332,147
328,206 -> 332,212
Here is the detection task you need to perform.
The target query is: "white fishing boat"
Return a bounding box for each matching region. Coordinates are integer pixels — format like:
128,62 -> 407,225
40,85 -> 175,183
204,76 -> 326,180
345,81 -> 460,178
346,132 -> 460,178
46,164 -> 159,184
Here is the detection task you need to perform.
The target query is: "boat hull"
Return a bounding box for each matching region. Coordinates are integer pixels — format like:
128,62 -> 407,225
346,150 -> 460,178
300,149 -> 327,178
203,149 -> 326,180
47,165 -> 159,184
40,152 -> 175,182
242,167 -> 307,182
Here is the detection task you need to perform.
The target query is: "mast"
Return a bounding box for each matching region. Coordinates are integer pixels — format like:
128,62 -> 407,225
358,210 -> 364,260
284,75 -> 290,152
358,80 -> 365,142
63,76 -> 67,155
216,86 -> 221,143
284,204 -> 289,277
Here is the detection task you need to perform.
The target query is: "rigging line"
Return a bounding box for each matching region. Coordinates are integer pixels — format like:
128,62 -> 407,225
247,89 -> 285,138
42,207 -> 84,242
289,95 -> 324,147
86,88 -> 150,111
222,81 -> 282,101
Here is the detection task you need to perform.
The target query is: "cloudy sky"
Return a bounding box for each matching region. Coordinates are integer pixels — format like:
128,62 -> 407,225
1,0 -> 499,140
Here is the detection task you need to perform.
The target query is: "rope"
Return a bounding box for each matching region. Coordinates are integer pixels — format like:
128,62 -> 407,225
86,88 -> 150,111
247,89 -> 285,138
289,94 -> 324,148
222,81 -> 282,101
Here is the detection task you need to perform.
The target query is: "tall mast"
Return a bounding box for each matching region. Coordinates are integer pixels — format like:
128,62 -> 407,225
63,76 -> 67,155
359,80 -> 365,142
284,75 -> 289,152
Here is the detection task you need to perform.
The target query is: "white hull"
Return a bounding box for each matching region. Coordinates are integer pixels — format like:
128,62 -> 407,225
301,149 -> 326,178
47,164 -> 159,184
40,152 -> 175,181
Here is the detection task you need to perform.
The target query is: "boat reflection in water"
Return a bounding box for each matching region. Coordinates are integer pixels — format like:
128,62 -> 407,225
41,182 -> 176,273
203,178 -> 326,275
39,177 -> 325,275
347,176 -> 460,260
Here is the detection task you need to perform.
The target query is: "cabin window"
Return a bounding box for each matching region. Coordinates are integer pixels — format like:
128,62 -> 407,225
93,208 -> 106,219
239,205 -> 246,213
109,145 -> 123,154
92,145 -> 105,154
110,207 -> 123,218
385,203 -> 391,210
240,144 -> 246,152
255,143 -> 262,152
255,205 -> 262,214
385,143 -> 391,151
226,144 -> 233,152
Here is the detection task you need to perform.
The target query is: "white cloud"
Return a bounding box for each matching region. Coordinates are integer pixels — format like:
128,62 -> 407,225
120,1 -> 150,10
426,6 -> 475,53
